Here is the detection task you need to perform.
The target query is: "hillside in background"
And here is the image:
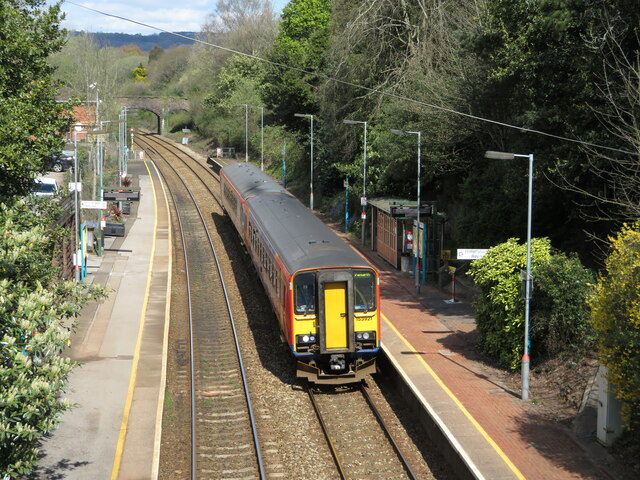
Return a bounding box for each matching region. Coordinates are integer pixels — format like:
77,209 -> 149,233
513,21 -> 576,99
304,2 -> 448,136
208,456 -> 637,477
70,31 -> 196,52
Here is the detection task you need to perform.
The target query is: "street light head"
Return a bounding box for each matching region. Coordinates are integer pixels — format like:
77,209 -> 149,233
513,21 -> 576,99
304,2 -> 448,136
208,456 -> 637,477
485,150 -> 516,160
343,119 -> 363,125
294,113 -> 311,119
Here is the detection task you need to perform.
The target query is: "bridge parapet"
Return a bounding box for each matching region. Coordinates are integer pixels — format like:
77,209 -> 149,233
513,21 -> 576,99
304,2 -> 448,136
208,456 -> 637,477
118,97 -> 190,133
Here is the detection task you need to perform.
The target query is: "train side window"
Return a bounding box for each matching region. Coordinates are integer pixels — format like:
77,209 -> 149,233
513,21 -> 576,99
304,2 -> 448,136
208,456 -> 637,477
354,271 -> 376,312
294,272 -> 316,314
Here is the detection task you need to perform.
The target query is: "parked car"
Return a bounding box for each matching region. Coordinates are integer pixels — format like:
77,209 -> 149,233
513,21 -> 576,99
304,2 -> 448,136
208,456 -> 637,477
34,177 -> 59,197
45,152 -> 74,172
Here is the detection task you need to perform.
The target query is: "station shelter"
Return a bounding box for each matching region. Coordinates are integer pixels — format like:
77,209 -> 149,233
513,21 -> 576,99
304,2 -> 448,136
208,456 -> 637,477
368,199 -> 447,283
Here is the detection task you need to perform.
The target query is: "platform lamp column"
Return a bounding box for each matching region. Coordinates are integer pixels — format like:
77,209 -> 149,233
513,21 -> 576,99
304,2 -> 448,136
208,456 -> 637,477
485,150 -> 534,401
294,113 -> 314,209
73,124 -> 84,282
391,129 -> 422,295
343,119 -> 367,244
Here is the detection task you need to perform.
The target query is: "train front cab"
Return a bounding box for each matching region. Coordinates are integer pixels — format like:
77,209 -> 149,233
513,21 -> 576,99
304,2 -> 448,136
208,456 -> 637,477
292,268 -> 380,385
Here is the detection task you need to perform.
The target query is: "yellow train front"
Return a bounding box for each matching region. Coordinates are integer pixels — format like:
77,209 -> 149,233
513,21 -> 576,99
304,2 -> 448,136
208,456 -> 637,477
220,162 -> 380,384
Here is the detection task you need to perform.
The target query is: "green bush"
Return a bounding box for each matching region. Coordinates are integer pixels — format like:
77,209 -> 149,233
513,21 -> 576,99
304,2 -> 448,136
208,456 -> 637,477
0,200 -> 104,477
530,254 -> 595,356
589,221 -> 640,431
469,238 -> 594,370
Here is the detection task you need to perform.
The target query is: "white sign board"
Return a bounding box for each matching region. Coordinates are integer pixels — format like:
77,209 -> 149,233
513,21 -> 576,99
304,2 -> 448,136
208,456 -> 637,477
68,182 -> 82,192
457,249 -> 488,260
81,200 -> 108,210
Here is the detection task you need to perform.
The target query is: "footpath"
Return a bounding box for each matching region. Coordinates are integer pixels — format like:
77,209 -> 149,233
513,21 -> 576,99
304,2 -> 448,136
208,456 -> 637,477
29,159 -> 170,480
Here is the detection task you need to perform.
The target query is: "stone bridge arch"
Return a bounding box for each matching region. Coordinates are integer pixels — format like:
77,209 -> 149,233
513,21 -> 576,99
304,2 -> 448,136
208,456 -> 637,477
118,96 -> 190,134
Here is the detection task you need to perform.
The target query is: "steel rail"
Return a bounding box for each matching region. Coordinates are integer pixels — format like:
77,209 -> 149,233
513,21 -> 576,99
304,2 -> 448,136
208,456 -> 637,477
137,135 -> 265,479
306,385 -> 347,480
360,383 -> 419,480
136,133 -> 222,199
160,173 -> 198,480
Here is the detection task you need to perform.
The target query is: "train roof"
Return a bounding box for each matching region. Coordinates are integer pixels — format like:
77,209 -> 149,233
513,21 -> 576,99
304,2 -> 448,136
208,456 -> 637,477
221,162 -> 290,199
221,162 -> 372,274
248,193 -> 372,273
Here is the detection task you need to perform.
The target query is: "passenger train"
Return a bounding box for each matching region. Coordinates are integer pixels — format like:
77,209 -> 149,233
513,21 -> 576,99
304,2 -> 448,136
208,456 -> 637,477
220,162 -> 380,384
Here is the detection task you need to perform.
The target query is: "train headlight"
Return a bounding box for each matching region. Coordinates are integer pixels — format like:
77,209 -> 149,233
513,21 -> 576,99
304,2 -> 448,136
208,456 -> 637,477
296,334 -> 317,345
355,331 -> 376,342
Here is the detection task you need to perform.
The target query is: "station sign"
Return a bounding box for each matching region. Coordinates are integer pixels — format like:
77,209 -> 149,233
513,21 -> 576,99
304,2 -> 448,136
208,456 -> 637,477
81,200 -> 108,210
457,249 -> 488,260
390,205 -> 432,218
103,189 -> 140,201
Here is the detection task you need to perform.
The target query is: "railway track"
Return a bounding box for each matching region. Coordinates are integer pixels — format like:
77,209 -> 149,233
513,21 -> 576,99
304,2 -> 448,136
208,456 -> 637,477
308,382 -> 418,479
136,134 -> 264,479
136,132 -> 451,480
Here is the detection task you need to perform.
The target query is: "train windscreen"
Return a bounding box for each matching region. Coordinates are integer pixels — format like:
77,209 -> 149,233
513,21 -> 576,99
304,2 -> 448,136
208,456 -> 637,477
294,272 -> 316,314
354,271 -> 376,312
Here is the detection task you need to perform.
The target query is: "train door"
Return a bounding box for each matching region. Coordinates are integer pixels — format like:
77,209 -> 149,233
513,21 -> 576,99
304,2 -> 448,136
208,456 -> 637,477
324,282 -> 348,349
317,271 -> 353,352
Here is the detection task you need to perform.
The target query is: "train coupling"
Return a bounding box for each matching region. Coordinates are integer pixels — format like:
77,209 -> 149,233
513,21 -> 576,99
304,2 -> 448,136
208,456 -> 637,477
296,357 -> 377,385
329,354 -> 346,371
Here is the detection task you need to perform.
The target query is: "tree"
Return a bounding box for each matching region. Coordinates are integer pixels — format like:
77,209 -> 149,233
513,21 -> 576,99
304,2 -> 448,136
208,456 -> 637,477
132,62 -> 148,82
148,45 -> 164,63
262,0 -> 332,125
0,0 -> 74,199
313,0 -> 483,209
558,8 -> 640,225
589,220 -> 640,432
146,45 -> 190,94
197,55 -> 265,152
187,0 -> 278,86
460,0 -> 640,263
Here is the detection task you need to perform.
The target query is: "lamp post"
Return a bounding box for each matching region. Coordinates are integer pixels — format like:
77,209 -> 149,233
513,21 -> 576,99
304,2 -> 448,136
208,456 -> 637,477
295,113 -> 314,209
73,123 -> 85,282
485,150 -> 534,401
235,104 -> 249,161
118,107 -> 128,188
343,119 -> 368,244
391,129 -> 422,294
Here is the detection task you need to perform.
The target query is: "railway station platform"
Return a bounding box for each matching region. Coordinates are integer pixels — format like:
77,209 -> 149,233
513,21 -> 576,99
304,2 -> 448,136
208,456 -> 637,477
326,222 -> 624,480
30,159 -> 170,480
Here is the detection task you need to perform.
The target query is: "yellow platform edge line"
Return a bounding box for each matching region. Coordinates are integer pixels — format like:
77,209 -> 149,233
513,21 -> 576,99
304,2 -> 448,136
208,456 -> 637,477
110,162 -> 159,480
382,312 -> 526,480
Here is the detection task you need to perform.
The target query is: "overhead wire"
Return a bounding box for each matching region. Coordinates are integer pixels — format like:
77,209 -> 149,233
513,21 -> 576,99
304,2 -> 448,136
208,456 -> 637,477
63,0 -> 638,156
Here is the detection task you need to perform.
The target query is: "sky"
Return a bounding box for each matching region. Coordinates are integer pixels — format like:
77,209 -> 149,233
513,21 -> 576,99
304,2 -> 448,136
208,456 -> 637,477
46,0 -> 288,35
